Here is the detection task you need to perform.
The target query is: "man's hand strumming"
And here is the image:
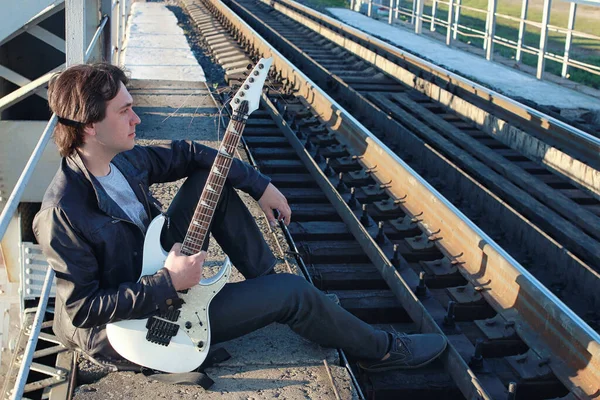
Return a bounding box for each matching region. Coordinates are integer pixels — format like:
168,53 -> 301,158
258,183 -> 292,228
164,243 -> 206,291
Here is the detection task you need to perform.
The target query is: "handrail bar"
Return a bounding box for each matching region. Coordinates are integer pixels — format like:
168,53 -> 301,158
85,15 -> 109,61
10,268 -> 55,400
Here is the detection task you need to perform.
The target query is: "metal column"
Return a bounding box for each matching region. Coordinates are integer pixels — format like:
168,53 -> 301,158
515,0 -> 529,63
536,0 -> 552,79
562,2 -> 577,78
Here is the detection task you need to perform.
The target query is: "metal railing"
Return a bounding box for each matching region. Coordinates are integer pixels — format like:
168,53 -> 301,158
353,0 -> 600,82
0,0 -> 132,398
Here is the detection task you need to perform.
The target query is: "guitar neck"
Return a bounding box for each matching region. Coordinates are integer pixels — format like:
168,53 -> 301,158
181,104 -> 249,256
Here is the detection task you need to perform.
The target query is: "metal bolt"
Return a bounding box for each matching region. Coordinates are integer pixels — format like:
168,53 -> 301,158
347,187 -> 358,210
336,173 -> 348,193
415,271 -> 427,297
360,204 -> 371,227
443,301 -> 456,328
507,382 -> 517,400
375,221 -> 386,244
324,158 -> 335,177
469,339 -> 484,370
391,244 -> 401,268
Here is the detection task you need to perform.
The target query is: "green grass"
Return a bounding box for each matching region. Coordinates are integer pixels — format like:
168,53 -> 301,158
303,0 -> 600,88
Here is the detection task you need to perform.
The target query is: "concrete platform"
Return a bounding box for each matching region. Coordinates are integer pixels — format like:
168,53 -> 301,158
327,8 -> 600,114
122,2 -> 205,81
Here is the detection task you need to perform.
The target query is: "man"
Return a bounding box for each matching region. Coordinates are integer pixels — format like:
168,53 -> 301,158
33,63 -> 447,376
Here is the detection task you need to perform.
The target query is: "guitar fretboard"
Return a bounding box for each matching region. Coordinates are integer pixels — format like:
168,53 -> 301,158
181,102 -> 249,256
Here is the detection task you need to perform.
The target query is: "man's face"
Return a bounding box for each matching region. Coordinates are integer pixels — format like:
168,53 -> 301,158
88,82 -> 141,155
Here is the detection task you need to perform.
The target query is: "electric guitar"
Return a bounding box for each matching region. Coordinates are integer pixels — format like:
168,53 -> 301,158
106,57 -> 273,373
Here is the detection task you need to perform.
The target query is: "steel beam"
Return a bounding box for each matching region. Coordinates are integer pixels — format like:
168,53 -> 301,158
0,65 -> 48,100
27,25 -> 66,53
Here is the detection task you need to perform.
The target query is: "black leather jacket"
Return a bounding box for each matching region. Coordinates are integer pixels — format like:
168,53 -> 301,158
33,140 -> 270,356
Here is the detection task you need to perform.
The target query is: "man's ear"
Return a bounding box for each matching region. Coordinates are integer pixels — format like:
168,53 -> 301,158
82,123 -> 96,139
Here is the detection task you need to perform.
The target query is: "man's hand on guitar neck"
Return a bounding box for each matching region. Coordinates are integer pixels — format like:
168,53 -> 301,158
164,243 -> 206,291
258,183 -> 292,228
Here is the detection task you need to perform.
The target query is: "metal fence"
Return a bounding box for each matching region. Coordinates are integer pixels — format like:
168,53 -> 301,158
351,0 -> 600,81
0,0 -> 132,398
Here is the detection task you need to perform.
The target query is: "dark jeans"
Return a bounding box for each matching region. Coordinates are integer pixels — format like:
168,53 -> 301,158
160,169 -> 389,360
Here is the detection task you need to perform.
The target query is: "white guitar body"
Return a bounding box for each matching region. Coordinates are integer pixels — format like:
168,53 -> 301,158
106,215 -> 232,373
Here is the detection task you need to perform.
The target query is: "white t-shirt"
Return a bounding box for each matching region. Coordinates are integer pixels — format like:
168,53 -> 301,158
96,163 -> 149,232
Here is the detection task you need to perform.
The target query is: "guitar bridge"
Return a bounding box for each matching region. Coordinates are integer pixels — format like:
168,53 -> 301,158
145,309 -> 181,346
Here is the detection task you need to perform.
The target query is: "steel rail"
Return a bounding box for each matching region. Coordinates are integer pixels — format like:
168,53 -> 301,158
266,0 -> 600,164
198,0 -> 599,396
238,102 -> 363,399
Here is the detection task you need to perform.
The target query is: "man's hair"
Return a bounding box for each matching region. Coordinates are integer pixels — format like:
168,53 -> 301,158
48,63 -> 129,157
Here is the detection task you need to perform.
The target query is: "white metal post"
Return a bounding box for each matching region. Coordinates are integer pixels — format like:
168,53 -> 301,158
411,0 -> 417,24
446,0 -> 454,45
415,0 -> 424,33
395,0 -> 400,19
453,0 -> 461,40
516,0 -> 529,63
66,0 -> 86,65
485,0 -> 497,60
562,2 -> 577,78
368,0 -> 373,17
537,0 -> 552,79
430,0 -> 437,31
389,0 -> 395,24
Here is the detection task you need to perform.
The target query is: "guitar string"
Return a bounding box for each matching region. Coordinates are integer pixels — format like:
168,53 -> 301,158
181,109 -> 249,255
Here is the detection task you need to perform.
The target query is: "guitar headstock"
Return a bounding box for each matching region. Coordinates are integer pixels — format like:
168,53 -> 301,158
230,57 -> 273,115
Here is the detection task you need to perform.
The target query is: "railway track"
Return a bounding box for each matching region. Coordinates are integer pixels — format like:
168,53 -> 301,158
219,0 -> 600,309
177,0 -> 600,398
192,0 -> 600,332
